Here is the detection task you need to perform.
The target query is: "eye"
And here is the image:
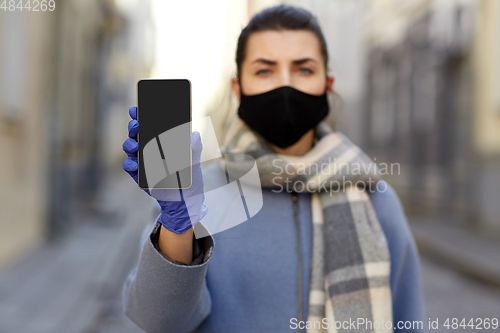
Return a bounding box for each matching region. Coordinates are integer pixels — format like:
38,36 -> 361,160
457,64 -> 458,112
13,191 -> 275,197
299,68 -> 313,74
256,69 -> 271,75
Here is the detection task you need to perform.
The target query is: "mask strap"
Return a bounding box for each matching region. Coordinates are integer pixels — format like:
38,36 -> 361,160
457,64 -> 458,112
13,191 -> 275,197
237,76 -> 244,96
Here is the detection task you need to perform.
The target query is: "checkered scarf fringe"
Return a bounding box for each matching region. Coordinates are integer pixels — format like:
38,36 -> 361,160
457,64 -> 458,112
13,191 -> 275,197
221,117 -> 393,333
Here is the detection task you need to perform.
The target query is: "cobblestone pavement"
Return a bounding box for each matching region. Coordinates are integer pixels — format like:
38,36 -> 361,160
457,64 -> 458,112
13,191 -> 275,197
420,258 -> 500,333
411,218 -> 500,332
0,171 -> 152,333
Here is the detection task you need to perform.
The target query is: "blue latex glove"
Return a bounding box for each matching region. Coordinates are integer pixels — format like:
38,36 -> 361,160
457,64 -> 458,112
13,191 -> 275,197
122,106 -> 208,234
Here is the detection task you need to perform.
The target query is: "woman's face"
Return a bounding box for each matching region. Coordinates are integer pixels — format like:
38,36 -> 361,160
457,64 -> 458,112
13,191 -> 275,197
232,30 -> 334,99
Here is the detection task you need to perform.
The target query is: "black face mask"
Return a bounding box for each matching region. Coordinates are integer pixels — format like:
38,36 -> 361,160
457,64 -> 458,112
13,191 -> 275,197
238,85 -> 329,149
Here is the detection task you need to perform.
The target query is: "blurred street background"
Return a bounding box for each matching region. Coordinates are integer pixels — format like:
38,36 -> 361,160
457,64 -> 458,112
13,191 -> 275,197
0,0 -> 499,332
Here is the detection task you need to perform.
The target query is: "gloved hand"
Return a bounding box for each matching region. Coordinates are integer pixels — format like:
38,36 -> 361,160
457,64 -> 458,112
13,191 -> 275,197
122,106 -> 208,234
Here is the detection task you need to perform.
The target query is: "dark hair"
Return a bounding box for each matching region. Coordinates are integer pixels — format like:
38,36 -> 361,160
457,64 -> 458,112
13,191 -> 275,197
236,5 -> 329,81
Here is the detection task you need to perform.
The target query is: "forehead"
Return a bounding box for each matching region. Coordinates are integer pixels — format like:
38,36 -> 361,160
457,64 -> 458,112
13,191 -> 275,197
244,30 -> 323,63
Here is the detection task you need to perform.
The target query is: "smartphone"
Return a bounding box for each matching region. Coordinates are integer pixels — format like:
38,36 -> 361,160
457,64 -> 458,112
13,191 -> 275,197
137,79 -> 192,190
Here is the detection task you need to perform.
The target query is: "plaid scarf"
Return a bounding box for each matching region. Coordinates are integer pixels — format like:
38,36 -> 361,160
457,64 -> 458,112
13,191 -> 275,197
220,116 -> 393,333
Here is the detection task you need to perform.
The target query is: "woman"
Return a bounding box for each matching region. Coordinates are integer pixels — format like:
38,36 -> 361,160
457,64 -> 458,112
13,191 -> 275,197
122,5 -> 425,333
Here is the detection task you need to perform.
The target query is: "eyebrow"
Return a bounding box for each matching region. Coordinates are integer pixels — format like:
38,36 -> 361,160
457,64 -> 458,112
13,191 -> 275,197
251,57 -> 318,65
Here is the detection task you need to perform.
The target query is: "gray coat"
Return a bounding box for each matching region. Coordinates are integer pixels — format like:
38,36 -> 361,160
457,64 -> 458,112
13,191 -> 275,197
122,162 -> 426,332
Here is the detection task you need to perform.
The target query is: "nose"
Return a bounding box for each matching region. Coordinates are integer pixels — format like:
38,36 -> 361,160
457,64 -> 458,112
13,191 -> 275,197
278,69 -> 291,87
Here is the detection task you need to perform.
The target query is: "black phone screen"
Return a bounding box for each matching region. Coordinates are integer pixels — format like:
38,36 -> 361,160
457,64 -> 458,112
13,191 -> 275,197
137,79 -> 192,189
